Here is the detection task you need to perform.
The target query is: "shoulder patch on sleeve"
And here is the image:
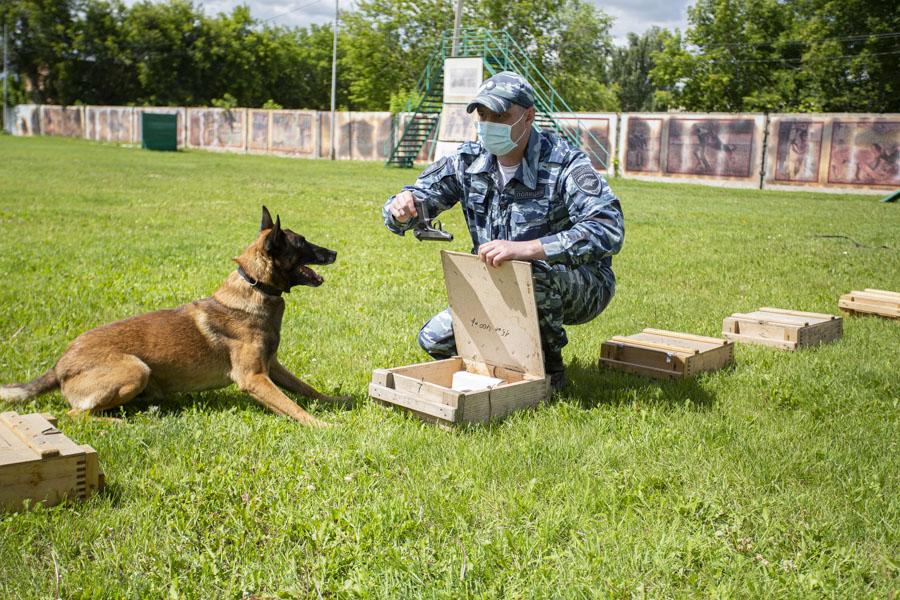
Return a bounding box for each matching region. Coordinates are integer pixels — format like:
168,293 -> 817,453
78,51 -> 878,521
570,164 -> 602,194
420,156 -> 449,179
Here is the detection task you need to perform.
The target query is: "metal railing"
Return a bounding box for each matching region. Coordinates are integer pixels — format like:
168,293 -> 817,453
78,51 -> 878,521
388,28 -> 610,169
454,28 -> 610,169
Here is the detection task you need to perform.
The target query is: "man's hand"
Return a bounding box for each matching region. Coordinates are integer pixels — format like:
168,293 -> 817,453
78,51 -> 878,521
388,190 -> 418,223
477,239 -> 547,267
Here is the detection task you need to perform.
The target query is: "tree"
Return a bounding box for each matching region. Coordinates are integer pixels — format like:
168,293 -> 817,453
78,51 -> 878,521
68,0 -> 138,105
270,23 -> 350,110
538,0 -> 618,111
609,27 -> 672,112
4,0 -> 79,104
123,0 -> 205,105
340,0 -> 454,111
651,0 -> 900,113
342,0 -> 617,111
470,0 -> 617,111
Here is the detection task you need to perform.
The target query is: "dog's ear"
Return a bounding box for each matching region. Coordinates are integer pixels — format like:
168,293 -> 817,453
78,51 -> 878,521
265,215 -> 285,252
260,206 -> 274,231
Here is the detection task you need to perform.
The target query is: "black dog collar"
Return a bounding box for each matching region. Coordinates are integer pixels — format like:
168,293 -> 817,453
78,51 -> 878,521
236,266 -> 284,297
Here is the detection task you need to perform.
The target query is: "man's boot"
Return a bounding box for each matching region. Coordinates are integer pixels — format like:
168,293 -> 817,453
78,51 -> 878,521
544,348 -> 568,393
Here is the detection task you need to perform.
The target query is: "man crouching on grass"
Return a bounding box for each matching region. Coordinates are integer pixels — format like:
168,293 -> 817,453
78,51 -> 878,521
383,71 -> 624,392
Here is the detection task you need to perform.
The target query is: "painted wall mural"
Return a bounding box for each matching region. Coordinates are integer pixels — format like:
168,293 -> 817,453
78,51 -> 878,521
773,120 -> 823,183
618,113 -> 765,187
765,114 -> 899,190
86,106 -> 134,144
438,104 -> 477,143
17,104 -> 899,193
271,111 -> 317,156
624,117 -> 663,173
188,108 -> 244,150
13,105 -> 41,136
554,113 -> 616,175
249,110 -> 269,151
666,118 -> 756,178
827,120 -> 899,187
347,112 -> 392,160
41,106 -> 83,138
443,58 -> 484,104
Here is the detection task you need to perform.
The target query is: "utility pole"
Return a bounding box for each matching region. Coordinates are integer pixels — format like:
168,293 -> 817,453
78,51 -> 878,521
451,0 -> 463,56
2,20 -> 8,134
329,0 -> 338,160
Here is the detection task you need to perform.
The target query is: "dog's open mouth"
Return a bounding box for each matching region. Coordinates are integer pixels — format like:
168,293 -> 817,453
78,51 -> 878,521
298,264 -> 324,286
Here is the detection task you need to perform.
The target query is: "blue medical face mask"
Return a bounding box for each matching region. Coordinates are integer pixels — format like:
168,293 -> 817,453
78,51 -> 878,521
476,110 -> 528,156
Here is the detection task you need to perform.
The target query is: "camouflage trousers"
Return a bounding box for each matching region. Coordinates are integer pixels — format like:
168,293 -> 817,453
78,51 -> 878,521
417,263 -> 615,372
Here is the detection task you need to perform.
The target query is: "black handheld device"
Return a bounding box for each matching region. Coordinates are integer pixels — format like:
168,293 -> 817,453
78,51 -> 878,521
412,198 -> 453,242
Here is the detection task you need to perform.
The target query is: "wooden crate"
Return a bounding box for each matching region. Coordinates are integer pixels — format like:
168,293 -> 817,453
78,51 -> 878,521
0,412 -> 104,512
369,251 -> 550,427
722,307 -> 842,350
598,329 -> 734,379
838,289 -> 900,319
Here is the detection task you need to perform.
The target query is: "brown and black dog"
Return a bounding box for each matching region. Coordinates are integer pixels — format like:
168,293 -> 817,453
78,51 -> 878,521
0,207 -> 344,427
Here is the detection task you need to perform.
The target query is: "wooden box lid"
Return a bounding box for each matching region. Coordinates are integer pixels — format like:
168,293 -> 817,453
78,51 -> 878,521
726,307 -> 838,328
839,289 -> 900,318
441,251 -> 545,378
0,412 -> 86,465
609,329 -> 731,356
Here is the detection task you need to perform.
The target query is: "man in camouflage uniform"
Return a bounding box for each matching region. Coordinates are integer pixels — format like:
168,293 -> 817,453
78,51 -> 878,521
383,71 -> 624,390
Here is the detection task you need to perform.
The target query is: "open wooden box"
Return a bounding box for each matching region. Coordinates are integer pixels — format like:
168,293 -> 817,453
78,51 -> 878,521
369,251 -> 550,426
1,412 -> 105,512
722,307 -> 842,350
838,289 -> 899,319
598,329 -> 734,379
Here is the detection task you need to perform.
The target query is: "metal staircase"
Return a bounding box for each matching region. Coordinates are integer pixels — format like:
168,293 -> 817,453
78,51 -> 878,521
385,40 -> 447,168
386,28 -> 610,170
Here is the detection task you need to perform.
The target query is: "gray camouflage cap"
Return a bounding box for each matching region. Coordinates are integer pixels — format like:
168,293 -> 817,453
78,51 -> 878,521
466,71 -> 535,114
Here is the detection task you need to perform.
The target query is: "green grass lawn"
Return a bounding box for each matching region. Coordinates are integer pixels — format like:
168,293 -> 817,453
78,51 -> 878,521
0,135 -> 898,598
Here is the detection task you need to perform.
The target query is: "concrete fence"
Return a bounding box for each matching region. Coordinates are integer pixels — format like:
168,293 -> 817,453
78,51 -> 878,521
10,104 -> 899,194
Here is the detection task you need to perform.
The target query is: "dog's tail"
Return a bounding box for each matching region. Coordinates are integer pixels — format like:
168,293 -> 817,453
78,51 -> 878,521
0,368 -> 60,404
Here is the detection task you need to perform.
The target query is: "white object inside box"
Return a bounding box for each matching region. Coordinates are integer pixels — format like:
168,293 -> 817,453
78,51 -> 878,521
450,370 -> 505,392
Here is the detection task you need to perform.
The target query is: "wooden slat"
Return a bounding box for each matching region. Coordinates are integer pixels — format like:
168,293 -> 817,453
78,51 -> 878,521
641,328 -> 730,346
862,288 -> 900,298
0,454 -> 83,511
392,373 -> 461,407
457,379 -> 548,424
0,412 -> 59,458
609,336 -> 698,356
841,302 -> 900,315
463,360 -> 527,383
722,331 -> 797,350
759,307 -> 837,320
598,356 -> 682,380
731,311 -> 810,327
839,297 -> 900,318
368,383 -> 458,422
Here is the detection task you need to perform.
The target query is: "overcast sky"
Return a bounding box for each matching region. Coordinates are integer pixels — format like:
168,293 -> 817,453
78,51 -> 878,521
121,0 -> 691,44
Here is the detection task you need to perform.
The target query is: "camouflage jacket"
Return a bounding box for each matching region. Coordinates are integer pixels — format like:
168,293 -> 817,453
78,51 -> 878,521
383,129 -> 624,281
